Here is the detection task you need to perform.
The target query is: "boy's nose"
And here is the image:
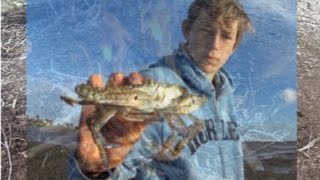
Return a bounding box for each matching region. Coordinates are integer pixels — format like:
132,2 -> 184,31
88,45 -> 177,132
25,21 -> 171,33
211,35 -> 221,51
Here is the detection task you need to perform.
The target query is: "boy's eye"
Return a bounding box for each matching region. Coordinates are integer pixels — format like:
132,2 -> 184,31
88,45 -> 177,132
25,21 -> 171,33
222,34 -> 233,40
199,28 -> 211,34
199,26 -> 215,33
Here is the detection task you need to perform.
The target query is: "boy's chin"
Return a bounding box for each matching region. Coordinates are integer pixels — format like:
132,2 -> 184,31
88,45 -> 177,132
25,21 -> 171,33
201,64 -> 218,74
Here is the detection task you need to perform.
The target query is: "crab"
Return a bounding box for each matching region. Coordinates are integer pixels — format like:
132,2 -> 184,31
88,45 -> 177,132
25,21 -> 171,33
61,79 -> 207,168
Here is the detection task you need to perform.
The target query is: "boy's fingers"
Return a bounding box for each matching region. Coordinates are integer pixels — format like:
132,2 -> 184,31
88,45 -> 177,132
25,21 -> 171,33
108,72 -> 127,86
127,72 -> 145,85
89,74 -> 105,89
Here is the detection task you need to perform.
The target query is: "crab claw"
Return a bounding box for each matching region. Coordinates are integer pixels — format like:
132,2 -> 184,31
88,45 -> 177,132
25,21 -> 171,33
60,96 -> 75,106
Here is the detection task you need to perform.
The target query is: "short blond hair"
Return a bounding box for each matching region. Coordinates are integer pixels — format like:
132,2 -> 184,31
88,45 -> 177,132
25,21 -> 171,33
185,0 -> 253,48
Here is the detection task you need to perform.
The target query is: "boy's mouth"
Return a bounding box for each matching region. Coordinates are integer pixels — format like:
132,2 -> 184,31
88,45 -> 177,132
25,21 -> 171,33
207,56 -> 219,64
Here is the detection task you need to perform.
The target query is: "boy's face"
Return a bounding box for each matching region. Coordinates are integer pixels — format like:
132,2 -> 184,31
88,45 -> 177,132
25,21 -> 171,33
183,12 -> 238,78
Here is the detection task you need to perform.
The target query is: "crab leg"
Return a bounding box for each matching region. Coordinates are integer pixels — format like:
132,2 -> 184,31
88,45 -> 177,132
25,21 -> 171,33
152,114 -> 185,160
167,114 -> 187,134
61,95 -> 146,107
117,112 -> 160,122
86,107 -> 117,169
172,115 -> 204,158
184,115 -> 205,138
60,96 -> 97,106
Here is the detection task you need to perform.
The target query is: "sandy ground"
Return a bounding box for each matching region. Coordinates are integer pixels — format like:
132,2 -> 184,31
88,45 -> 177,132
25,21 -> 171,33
1,5 -> 27,180
297,0 -> 320,179
1,0 -> 320,179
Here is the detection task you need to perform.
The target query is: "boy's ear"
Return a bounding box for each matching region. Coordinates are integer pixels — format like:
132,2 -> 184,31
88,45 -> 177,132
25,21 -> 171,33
182,20 -> 190,39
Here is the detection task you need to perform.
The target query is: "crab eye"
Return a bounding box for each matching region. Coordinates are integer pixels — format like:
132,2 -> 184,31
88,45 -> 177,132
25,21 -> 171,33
134,96 -> 138,100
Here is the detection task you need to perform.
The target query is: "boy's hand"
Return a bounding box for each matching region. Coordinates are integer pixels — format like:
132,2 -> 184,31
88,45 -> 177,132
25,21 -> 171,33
76,72 -> 148,174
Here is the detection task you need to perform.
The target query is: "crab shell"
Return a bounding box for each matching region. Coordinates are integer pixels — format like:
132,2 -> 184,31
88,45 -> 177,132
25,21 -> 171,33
75,80 -> 188,112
